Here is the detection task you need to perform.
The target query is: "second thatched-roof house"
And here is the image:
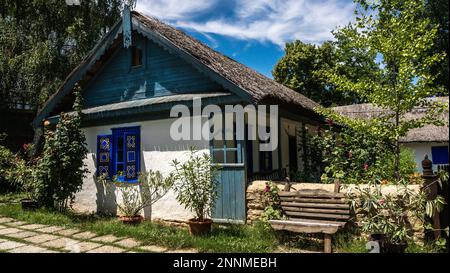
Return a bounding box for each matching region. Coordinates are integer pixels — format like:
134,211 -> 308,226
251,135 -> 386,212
332,97 -> 449,172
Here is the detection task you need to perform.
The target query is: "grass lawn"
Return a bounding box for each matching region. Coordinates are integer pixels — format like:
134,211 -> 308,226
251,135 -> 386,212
0,193 -> 440,253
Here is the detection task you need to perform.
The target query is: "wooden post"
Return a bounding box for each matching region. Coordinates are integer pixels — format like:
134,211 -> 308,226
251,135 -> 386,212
421,155 -> 441,240
324,234 -> 332,253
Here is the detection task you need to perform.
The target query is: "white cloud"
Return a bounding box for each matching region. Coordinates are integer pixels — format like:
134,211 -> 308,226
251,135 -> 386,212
135,0 -> 218,20
135,0 -> 355,47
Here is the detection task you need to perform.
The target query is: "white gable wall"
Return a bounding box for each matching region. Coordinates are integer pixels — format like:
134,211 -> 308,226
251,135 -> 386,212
73,117 -> 210,222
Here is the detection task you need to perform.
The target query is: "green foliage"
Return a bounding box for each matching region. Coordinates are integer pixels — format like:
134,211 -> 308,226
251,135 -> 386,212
100,170 -> 174,220
319,0 -> 448,180
0,1 -> 126,110
313,121 -> 418,185
292,126 -> 323,182
0,134 -> 35,195
346,179 -> 446,244
273,40 -> 371,106
171,148 -> 221,221
33,85 -> 88,211
260,182 -> 282,225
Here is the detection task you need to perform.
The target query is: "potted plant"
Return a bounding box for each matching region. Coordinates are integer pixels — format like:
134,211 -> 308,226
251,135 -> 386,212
171,148 -> 220,236
115,171 -> 126,182
16,156 -> 39,210
99,170 -> 174,224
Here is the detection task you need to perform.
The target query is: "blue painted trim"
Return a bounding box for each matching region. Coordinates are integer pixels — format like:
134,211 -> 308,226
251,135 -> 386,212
111,126 -> 141,182
132,18 -> 256,104
96,134 -> 113,178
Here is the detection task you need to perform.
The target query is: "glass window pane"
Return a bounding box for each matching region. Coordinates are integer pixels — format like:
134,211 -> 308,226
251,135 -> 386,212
213,151 -> 225,163
226,151 -> 237,164
117,164 -> 124,173
118,151 -> 124,162
118,136 -> 124,150
213,138 -> 224,148
226,139 -> 236,148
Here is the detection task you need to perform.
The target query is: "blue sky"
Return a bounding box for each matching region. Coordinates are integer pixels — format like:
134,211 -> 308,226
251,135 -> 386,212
135,0 -> 356,78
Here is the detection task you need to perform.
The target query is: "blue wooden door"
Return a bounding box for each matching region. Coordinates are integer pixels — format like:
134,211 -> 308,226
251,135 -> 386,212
211,137 -> 246,223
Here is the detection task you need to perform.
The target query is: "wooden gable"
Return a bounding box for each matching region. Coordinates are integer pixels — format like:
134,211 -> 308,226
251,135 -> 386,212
83,32 -> 224,108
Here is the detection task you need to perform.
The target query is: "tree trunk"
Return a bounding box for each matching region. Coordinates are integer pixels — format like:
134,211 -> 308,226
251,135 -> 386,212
394,110 -> 400,181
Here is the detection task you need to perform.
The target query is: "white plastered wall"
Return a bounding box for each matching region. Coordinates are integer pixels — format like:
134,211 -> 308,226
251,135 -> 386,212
73,117 -> 210,221
402,142 -> 449,173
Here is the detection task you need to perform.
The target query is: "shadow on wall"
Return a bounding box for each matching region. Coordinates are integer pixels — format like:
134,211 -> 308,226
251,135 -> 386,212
92,153 -> 117,216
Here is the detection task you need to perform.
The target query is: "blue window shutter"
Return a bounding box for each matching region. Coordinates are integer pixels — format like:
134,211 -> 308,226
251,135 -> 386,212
97,135 -> 112,178
431,146 -> 449,164
125,131 -> 140,181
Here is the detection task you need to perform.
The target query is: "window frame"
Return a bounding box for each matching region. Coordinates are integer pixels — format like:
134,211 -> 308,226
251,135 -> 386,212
110,126 -> 141,183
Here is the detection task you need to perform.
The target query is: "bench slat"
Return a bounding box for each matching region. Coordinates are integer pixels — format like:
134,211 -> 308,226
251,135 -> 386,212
278,190 -> 344,198
281,202 -> 349,210
269,220 -> 340,234
282,206 -> 350,215
280,197 -> 347,204
285,218 -> 347,226
285,211 -> 351,220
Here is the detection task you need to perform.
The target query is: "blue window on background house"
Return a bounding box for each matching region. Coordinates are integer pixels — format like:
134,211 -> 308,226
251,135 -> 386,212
97,126 -> 140,182
431,146 -> 449,165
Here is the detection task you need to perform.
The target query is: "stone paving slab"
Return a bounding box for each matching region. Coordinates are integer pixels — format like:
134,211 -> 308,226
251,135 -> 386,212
91,234 -> 122,243
166,248 -> 198,253
20,224 -> 49,230
9,245 -> 61,253
114,238 -> 141,248
23,234 -> 60,244
86,245 -> 126,253
5,230 -> 39,239
0,240 -> 26,251
139,245 -> 168,252
41,237 -> 80,249
0,227 -> 22,235
5,220 -> 27,226
0,217 -> 15,223
54,228 -> 82,237
36,226 -> 65,233
73,241 -> 103,252
72,231 -> 98,240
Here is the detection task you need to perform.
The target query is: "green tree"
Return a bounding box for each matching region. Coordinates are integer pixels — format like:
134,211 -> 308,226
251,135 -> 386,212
424,0 -> 449,95
0,0 -> 127,110
273,39 -> 379,106
34,84 -> 88,211
318,0 -> 447,180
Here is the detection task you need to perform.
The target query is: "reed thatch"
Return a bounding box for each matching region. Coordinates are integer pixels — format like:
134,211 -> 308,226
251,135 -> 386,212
132,11 -> 318,111
331,97 -> 449,143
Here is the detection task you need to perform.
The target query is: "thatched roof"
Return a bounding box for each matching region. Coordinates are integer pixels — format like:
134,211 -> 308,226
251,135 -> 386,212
33,11 -> 319,128
332,97 -> 449,143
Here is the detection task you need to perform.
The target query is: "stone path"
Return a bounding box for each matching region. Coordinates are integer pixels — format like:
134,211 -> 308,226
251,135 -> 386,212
0,216 -> 197,253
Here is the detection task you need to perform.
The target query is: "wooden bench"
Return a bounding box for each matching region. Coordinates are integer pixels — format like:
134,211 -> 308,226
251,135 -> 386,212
269,189 -> 351,253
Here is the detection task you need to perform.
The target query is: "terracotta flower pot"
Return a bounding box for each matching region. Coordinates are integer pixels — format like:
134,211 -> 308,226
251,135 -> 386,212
119,215 -> 144,225
21,199 -> 39,211
187,218 -> 213,236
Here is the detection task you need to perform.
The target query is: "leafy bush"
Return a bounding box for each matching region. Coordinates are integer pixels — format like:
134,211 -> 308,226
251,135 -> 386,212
100,170 -> 174,220
33,85 -> 88,211
0,135 -> 35,195
313,122 -> 418,184
346,179 -> 446,244
260,182 -> 282,222
171,148 -> 220,221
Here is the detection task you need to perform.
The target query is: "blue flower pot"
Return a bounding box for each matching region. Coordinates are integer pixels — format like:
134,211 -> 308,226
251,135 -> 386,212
116,175 -> 125,182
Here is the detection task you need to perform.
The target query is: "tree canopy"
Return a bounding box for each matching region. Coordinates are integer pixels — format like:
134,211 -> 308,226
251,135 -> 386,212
317,0 -> 447,180
0,0 -> 128,111
273,0 -> 448,106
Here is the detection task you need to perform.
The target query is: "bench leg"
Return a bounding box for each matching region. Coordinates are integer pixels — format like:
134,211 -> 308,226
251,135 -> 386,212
324,234 -> 332,253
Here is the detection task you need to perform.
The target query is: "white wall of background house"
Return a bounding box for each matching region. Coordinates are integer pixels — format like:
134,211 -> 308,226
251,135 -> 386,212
73,117 -> 210,221
403,142 -> 449,173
